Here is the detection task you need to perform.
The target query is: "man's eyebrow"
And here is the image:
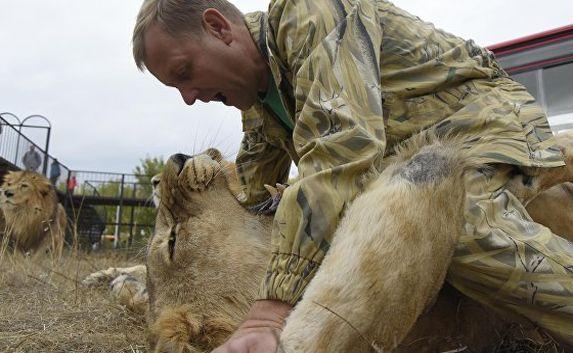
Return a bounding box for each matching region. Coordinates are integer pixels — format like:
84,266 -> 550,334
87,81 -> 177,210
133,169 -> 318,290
161,66 -> 182,87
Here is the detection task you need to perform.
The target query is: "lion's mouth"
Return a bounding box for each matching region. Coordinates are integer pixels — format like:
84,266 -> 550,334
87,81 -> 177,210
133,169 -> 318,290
168,226 -> 177,261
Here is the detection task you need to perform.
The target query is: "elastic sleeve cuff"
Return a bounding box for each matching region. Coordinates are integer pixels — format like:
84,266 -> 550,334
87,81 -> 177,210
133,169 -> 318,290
258,252 -> 322,305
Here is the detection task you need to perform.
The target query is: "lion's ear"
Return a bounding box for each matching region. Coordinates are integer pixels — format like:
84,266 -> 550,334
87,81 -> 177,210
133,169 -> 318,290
2,171 -> 15,185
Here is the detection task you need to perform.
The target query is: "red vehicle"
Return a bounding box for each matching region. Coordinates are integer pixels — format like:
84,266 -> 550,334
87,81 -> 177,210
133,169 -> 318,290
489,24 -> 573,133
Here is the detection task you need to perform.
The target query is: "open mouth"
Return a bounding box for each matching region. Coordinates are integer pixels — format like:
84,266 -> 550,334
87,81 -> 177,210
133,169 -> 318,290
1,198 -> 12,204
168,226 -> 176,261
214,92 -> 228,105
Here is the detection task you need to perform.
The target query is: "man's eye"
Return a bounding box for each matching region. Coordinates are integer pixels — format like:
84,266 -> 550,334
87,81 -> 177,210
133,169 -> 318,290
177,65 -> 191,80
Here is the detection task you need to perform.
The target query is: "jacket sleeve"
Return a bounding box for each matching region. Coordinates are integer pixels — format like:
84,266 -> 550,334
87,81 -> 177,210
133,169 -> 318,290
235,107 -> 292,206
260,0 -> 387,304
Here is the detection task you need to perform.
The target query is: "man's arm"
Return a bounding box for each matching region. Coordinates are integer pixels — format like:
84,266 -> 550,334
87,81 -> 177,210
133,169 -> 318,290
260,0 -> 385,305
212,1 -> 385,351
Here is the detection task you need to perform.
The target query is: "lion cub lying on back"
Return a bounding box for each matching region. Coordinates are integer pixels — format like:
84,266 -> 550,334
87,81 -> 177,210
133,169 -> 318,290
86,139 -> 573,352
0,171 -> 66,258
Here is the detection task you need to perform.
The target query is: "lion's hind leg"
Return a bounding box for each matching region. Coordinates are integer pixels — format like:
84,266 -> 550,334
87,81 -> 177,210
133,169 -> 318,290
82,265 -> 147,287
280,139 -> 469,353
110,274 -> 149,313
84,265 -> 148,312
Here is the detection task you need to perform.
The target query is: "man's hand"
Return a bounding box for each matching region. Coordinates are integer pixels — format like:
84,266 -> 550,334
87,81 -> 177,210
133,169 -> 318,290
211,300 -> 293,353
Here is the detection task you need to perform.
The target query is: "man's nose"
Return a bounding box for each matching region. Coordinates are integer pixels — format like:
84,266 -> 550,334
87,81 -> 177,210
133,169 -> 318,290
179,88 -> 199,106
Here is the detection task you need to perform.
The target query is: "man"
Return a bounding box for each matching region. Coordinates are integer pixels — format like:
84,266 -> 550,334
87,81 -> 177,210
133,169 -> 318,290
49,159 -> 61,186
133,0 -> 573,351
22,145 -> 42,172
67,174 -> 77,194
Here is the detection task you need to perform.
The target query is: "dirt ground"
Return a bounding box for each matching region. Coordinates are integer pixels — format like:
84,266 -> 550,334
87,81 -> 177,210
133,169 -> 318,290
0,250 -> 147,353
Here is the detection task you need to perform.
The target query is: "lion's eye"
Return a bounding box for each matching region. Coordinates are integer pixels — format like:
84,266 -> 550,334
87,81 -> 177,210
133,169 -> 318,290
21,184 -> 29,189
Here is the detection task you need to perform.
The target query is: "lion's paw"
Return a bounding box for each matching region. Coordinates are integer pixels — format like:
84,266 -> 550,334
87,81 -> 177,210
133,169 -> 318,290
83,268 -> 115,286
151,306 -> 202,353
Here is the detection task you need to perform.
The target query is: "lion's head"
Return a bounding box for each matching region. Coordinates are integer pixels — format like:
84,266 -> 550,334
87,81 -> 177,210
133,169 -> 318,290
0,171 -> 54,210
0,171 -> 66,256
147,148 -> 272,351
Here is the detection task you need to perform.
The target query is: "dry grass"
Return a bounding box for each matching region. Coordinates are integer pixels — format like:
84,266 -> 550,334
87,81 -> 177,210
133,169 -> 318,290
0,248 -> 568,353
0,250 -> 148,353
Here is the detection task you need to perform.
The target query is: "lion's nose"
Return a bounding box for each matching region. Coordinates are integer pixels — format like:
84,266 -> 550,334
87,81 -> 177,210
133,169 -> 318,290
4,190 -> 14,198
169,153 -> 191,172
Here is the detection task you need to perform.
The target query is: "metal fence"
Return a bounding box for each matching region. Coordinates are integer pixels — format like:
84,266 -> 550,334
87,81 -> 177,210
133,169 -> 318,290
1,115 -> 72,192
70,170 -> 156,248
70,170 -> 152,198
1,113 -> 156,249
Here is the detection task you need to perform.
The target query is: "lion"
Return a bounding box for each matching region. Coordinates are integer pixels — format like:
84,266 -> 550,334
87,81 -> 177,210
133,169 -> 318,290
527,182 -> 573,239
0,171 -> 67,259
506,130 -> 573,207
86,135 -> 573,352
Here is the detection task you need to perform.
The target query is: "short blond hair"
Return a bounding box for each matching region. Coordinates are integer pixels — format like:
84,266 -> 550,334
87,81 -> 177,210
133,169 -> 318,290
132,0 -> 243,71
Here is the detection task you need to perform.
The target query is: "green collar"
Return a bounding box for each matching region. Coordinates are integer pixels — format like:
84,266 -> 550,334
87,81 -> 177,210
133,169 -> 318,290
259,73 -> 294,132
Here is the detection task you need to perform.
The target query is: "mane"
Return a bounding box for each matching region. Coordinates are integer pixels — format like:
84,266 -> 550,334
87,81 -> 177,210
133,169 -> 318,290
1,171 -> 59,251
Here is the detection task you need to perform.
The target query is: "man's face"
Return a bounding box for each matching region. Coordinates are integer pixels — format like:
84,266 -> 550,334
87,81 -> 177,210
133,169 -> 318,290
143,20 -> 261,111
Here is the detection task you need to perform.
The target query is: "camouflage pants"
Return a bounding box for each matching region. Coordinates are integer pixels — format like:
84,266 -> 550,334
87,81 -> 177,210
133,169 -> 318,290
448,165 -> 573,344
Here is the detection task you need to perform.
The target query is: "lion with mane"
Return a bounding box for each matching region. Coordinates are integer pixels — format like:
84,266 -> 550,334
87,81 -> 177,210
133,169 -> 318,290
0,171 -> 66,258
86,132 -> 573,352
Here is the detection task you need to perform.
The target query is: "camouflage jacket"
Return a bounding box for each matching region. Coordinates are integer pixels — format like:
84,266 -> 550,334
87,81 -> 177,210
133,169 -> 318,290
236,0 -> 564,305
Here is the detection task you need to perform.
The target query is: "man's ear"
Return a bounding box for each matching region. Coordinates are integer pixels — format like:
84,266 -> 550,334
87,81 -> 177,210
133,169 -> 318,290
202,8 -> 233,44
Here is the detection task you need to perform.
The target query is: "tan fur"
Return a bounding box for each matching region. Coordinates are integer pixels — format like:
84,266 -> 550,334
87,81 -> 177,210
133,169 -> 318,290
0,171 -> 66,259
83,264 -> 149,313
146,148 -> 272,351
110,274 -> 149,314
507,130 -> 573,205
280,134 -> 478,352
526,182 -> 573,241
87,136 -> 573,352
